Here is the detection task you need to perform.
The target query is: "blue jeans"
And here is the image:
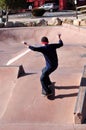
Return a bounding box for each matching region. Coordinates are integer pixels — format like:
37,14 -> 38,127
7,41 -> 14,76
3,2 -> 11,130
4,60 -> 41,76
40,66 -> 57,93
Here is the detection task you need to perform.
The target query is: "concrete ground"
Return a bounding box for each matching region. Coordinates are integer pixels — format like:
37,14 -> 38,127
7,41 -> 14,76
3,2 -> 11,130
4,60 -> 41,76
0,25 -> 86,129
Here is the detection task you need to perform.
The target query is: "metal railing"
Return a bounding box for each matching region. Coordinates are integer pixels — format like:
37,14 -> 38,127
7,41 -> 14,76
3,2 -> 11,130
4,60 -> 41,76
77,5 -> 86,14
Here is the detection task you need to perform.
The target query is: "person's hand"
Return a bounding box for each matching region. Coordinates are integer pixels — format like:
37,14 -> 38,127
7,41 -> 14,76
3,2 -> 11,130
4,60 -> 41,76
24,42 -> 29,48
24,42 -> 27,45
58,34 -> 61,39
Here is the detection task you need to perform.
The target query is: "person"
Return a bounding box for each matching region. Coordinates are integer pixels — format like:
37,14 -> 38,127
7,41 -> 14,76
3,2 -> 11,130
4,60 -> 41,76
24,34 -> 63,96
28,5 -> 32,11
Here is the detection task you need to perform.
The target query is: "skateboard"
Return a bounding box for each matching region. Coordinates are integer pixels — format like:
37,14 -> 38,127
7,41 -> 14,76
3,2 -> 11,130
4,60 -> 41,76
42,82 -> 56,97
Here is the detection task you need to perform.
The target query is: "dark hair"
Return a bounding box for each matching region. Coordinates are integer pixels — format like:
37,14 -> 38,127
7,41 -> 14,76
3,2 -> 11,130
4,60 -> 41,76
41,36 -> 49,43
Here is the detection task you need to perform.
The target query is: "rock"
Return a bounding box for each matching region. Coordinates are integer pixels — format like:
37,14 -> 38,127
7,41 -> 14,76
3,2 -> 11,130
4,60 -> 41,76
0,18 -> 2,22
48,17 -> 62,26
25,21 -> 32,27
31,21 -> 36,26
25,21 -> 36,27
80,19 -> 86,26
2,18 -> 6,22
73,19 -> 80,26
0,22 -> 4,28
5,22 -> 14,28
36,19 -> 48,26
14,22 -> 26,27
63,18 -> 73,24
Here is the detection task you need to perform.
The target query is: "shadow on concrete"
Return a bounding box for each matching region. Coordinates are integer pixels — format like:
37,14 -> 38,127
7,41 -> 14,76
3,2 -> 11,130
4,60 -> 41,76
18,65 -> 38,78
47,85 -> 78,100
54,86 -> 79,90
18,72 -> 37,78
54,92 -> 78,99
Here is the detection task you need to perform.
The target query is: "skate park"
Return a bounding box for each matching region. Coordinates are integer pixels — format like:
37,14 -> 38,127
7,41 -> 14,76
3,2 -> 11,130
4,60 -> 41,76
0,25 -> 86,129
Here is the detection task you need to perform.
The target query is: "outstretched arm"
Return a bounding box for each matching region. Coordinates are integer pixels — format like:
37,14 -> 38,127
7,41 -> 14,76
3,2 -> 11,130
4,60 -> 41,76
57,34 -> 63,47
58,34 -> 61,40
51,34 -> 63,49
24,42 -> 44,52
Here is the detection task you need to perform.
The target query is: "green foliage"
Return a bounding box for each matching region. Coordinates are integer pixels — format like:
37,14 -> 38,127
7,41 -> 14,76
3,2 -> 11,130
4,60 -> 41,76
0,0 -> 6,9
67,0 -> 75,9
0,0 -> 26,9
32,8 -> 46,17
80,7 -> 86,11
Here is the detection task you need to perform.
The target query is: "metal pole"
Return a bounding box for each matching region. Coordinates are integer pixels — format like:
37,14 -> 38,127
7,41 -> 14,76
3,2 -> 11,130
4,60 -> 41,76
75,4 -> 78,19
74,0 -> 78,19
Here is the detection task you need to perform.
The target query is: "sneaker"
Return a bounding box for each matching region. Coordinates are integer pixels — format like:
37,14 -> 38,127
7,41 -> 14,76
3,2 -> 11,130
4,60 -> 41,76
47,89 -> 53,96
42,89 -> 47,96
42,89 -> 53,96
48,82 -> 56,87
46,92 -> 53,96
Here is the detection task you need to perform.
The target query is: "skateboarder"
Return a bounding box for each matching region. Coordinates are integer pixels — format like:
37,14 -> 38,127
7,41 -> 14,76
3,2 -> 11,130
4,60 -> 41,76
24,34 -> 63,96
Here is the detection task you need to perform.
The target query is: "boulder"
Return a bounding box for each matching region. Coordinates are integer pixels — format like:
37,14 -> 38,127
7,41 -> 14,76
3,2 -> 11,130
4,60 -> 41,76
36,19 -> 48,26
48,17 -> 62,26
63,18 -> 73,24
5,22 -> 14,28
80,19 -> 86,26
14,22 -> 26,27
2,18 -> 6,22
25,21 -> 36,27
0,22 -> 4,28
0,18 -> 2,22
73,19 -> 80,26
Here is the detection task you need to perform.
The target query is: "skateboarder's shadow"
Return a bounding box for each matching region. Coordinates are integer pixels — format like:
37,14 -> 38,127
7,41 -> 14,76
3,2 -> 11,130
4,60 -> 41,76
47,85 -> 78,100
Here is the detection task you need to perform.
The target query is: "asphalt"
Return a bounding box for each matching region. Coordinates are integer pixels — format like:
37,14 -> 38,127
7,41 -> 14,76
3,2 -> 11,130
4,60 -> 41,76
0,26 -> 86,129
9,10 -> 76,18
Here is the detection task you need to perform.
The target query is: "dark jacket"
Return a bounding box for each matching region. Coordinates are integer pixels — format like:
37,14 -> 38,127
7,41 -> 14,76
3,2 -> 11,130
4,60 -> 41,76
29,40 -> 63,69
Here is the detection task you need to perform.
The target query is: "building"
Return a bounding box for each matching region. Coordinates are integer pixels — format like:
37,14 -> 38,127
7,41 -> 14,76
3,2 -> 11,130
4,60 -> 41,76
26,0 -> 86,10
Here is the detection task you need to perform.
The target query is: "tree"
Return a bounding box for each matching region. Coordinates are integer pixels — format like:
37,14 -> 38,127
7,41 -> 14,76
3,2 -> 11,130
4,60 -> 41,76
0,0 -> 26,10
0,0 -> 26,22
0,0 -> 6,9
67,0 -> 75,9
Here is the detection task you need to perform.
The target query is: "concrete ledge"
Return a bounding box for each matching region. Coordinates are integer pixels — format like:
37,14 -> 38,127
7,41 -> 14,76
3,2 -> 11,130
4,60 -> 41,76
74,65 -> 86,124
0,65 -> 25,79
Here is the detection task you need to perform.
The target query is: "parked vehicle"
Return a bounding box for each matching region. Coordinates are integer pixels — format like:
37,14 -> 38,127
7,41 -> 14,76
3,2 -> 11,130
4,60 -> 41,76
0,10 -> 6,17
8,9 -> 18,14
38,3 -> 59,12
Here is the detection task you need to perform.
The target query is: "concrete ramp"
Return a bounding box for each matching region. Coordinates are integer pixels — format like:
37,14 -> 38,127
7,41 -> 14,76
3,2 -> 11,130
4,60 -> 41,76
0,52 -> 81,125
0,65 -> 25,119
0,72 -> 80,123
0,26 -> 86,130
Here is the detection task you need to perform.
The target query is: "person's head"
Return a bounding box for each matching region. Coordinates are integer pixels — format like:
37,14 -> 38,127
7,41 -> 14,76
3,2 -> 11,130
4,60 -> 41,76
41,36 -> 49,45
